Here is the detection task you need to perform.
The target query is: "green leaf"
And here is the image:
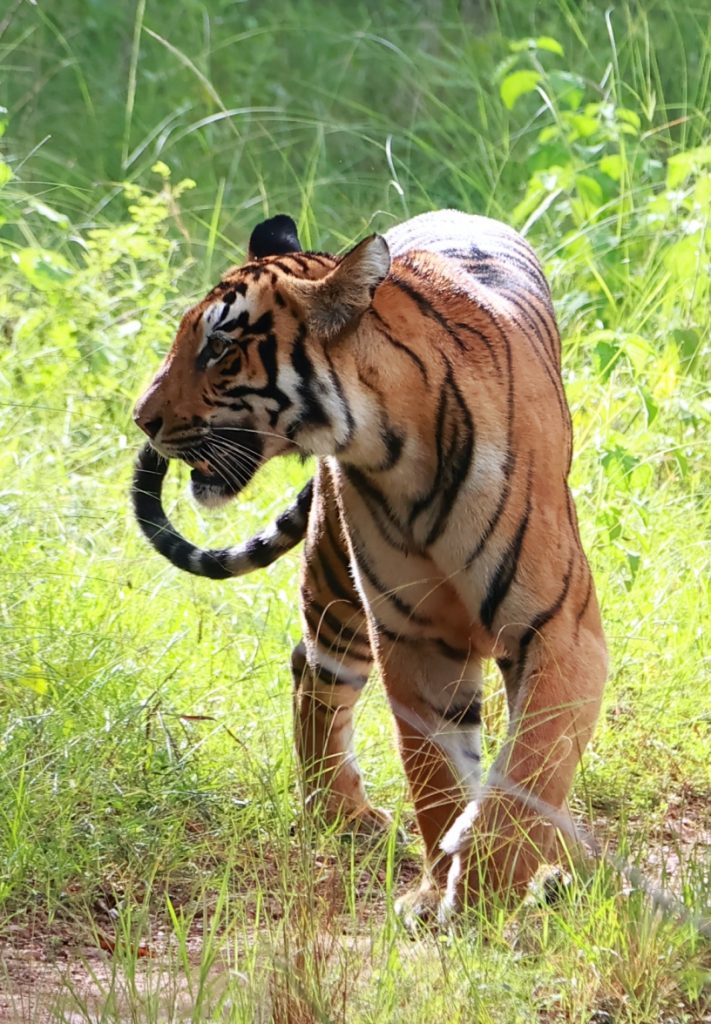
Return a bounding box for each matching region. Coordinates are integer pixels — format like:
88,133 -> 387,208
547,70 -> 586,109
616,107 -> 641,132
538,125 -> 560,144
18,668 -> 49,696
570,113 -> 599,139
527,142 -> 571,173
592,331 -> 621,381
671,328 -> 702,370
13,247 -> 76,291
639,386 -> 659,426
666,145 -> 711,188
510,36 -> 564,56
599,153 -> 624,181
575,174 -> 604,207
26,198 -> 70,228
621,334 -> 654,374
535,36 -> 565,55
663,237 -> 702,280
0,160 -> 12,188
500,70 -> 541,110
624,550 -> 641,589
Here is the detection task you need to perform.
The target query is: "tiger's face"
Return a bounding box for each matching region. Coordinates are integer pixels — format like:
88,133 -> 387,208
133,215 -> 390,506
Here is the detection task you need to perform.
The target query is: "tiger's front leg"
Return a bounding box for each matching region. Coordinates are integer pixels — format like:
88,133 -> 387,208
376,640 -> 483,924
292,469 -> 390,833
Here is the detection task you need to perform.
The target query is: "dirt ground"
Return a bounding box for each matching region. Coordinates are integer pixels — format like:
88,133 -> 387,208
1,809 -> 709,1024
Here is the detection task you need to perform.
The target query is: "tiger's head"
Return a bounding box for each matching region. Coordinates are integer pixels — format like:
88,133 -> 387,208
133,215 -> 390,506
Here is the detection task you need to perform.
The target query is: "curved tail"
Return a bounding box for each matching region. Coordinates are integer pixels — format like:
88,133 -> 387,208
131,443 -> 313,579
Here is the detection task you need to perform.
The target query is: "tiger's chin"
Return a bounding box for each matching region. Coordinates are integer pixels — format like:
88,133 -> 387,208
189,464 -> 261,509
189,469 -> 237,509
188,427 -> 264,509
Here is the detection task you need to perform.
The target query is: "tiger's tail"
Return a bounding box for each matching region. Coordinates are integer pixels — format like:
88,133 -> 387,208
131,443 -> 312,579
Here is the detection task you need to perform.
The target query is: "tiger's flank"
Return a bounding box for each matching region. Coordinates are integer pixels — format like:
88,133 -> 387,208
132,209 -> 607,923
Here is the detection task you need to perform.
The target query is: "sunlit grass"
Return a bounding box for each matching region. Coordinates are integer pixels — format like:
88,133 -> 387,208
0,0 -> 709,1020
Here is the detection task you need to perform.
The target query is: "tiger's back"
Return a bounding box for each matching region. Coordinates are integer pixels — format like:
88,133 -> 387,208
133,209 -> 606,919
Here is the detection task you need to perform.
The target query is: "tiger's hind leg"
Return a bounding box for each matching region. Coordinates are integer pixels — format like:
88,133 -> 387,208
292,469 -> 389,833
442,602 -> 607,915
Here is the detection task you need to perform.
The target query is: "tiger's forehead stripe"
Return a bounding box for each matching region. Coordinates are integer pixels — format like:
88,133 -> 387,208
198,292 -> 252,355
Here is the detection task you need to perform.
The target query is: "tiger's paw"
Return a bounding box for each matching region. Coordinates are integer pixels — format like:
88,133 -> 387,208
395,878 -> 447,933
341,803 -> 396,835
302,794 -> 401,840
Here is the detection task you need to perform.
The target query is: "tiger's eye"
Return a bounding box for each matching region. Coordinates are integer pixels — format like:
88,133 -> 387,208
209,334 -> 227,357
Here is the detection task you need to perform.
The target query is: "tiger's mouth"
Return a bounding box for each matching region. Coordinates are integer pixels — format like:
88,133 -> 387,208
187,428 -> 265,508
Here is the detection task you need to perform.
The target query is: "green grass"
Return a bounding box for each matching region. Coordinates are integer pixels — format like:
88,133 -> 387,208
0,0 -> 709,1021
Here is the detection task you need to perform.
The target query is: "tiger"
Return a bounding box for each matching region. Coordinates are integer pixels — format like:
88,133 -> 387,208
132,209 -> 607,923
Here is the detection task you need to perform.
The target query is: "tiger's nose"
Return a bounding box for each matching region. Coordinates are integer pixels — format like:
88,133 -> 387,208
133,399 -> 164,440
140,416 -> 163,440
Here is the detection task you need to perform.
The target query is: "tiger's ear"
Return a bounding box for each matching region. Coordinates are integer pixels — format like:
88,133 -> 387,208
248,214 -> 302,258
293,234 -> 391,340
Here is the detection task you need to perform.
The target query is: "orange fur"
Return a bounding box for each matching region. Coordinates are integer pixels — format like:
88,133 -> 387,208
134,211 -> 607,918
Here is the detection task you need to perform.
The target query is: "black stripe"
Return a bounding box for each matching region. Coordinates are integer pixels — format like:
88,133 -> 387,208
491,294 -> 568,425
447,245 -> 551,303
323,347 -> 355,452
408,362 -> 475,547
266,259 -> 297,276
354,366 -> 405,472
218,334 -> 292,428
372,621 -> 467,662
575,573 -> 593,633
451,320 -> 503,375
507,238 -> 553,296
344,465 -> 411,552
379,426 -> 404,470
517,554 -> 575,683
132,445 -> 234,579
351,542 -> 431,625
436,700 -> 482,727
435,638 -> 470,660
369,308 -> 430,384
323,513 -> 353,574
373,621 -> 414,645
275,480 -> 313,540
132,445 -> 309,581
393,264 -> 501,368
465,452 -> 517,566
304,606 -> 371,659
304,252 -> 335,268
309,601 -> 369,649
362,618 -> 471,666
496,280 -> 559,364
399,256 -> 504,369
311,662 -> 368,689
464,263 -> 559,367
315,548 -> 356,604
479,464 -> 534,630
288,324 -> 330,435
390,274 -> 466,352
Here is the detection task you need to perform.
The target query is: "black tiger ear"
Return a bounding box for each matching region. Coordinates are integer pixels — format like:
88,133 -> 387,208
248,214 -> 302,259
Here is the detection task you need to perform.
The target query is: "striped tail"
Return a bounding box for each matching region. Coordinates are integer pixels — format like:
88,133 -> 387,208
131,443 -> 313,580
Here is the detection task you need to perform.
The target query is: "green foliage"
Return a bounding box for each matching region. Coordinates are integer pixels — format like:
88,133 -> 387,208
0,0 -> 709,1020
